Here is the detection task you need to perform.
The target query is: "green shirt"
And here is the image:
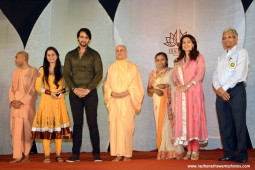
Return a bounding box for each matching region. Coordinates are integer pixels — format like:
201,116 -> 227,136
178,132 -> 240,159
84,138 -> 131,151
64,46 -> 103,90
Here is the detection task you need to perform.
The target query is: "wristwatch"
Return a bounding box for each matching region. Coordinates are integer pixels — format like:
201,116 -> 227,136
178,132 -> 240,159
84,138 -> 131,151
72,87 -> 76,91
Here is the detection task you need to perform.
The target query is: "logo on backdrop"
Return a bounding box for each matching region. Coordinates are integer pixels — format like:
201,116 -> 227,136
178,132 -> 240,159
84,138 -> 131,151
160,25 -> 193,67
164,29 -> 187,57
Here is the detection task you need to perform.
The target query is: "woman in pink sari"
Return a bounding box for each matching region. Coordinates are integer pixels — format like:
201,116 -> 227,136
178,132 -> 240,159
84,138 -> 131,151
148,52 -> 184,160
172,35 -> 208,160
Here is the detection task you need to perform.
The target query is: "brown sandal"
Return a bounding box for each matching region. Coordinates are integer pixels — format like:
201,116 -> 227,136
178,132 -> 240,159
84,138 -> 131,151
21,156 -> 30,163
55,156 -> 64,163
9,158 -> 22,163
44,157 -> 50,163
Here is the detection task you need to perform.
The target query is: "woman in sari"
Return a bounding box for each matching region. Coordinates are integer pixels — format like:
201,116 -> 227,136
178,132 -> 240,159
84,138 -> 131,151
172,34 -> 208,160
148,52 -> 184,160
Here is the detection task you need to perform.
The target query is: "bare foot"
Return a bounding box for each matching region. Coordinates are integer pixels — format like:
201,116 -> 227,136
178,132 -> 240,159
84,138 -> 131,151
123,157 -> 131,161
112,156 -> 122,162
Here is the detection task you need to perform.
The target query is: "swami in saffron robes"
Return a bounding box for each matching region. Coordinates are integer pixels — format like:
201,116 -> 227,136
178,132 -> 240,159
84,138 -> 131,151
104,45 -> 144,161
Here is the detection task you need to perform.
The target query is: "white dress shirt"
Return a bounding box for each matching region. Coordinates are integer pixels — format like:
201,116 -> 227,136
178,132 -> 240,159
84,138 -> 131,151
212,45 -> 249,91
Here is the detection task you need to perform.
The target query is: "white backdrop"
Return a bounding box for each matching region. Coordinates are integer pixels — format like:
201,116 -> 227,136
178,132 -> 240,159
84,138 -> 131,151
0,0 -> 254,155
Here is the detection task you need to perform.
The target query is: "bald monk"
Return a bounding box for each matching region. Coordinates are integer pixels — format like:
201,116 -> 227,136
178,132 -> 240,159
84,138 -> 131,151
9,51 -> 38,163
103,45 -> 144,161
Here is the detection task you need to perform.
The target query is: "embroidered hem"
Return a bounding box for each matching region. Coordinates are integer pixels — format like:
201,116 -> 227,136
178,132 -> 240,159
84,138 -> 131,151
31,127 -> 72,139
174,137 -> 208,146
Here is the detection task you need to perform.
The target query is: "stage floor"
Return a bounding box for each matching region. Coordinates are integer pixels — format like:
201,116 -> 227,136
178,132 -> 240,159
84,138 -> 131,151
0,149 -> 254,170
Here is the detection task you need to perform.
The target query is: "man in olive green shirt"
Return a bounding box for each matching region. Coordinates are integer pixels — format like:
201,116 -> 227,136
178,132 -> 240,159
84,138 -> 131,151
64,28 -> 103,162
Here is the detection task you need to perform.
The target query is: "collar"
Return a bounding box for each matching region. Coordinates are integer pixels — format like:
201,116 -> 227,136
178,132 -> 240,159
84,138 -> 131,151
226,45 -> 237,54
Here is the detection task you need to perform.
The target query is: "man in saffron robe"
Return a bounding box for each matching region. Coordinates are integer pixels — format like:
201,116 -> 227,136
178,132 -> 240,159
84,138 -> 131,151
9,51 -> 38,163
103,45 -> 144,161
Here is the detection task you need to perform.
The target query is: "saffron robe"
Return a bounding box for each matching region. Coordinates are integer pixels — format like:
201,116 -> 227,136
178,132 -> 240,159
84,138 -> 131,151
104,59 -> 144,157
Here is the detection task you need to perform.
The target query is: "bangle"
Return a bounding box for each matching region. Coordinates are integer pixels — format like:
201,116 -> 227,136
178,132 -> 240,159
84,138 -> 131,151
45,89 -> 51,95
60,88 -> 67,94
187,84 -> 191,88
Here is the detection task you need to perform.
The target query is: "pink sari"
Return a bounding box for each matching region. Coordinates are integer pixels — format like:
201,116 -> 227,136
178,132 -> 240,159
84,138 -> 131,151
172,54 -> 208,146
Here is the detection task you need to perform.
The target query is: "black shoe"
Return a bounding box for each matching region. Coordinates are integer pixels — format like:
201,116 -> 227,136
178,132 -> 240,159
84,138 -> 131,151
66,154 -> 80,163
218,155 -> 236,161
93,155 -> 102,162
235,155 -> 248,163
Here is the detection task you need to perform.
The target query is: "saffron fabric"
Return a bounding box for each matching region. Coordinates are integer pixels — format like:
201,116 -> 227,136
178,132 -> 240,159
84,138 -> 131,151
104,59 -> 144,157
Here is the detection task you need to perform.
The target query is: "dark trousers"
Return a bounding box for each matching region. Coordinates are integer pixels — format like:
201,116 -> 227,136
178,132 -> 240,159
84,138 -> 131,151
69,89 -> 100,156
216,83 -> 248,159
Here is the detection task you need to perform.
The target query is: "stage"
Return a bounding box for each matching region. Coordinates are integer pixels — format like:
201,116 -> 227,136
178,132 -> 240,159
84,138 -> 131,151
0,149 -> 254,170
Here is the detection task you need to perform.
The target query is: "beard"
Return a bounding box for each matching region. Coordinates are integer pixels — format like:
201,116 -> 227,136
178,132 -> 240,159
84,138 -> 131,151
79,41 -> 88,47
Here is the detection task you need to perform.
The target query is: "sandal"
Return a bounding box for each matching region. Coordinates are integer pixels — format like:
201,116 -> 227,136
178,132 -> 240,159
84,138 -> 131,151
183,151 -> 192,160
55,156 -> 64,163
175,152 -> 185,160
9,158 -> 22,163
44,157 -> 50,163
21,156 -> 30,163
166,151 -> 175,159
191,151 -> 199,160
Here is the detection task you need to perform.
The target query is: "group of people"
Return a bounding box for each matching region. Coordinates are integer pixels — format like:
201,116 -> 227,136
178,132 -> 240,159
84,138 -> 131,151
147,34 -> 208,161
8,27 -> 251,164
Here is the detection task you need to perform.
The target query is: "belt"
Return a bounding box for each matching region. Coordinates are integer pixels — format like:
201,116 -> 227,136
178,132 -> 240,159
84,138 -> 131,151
227,82 -> 244,92
235,82 -> 244,87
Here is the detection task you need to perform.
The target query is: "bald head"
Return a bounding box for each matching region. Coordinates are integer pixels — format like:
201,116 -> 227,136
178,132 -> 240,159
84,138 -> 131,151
116,45 -> 127,60
15,51 -> 29,67
16,51 -> 29,60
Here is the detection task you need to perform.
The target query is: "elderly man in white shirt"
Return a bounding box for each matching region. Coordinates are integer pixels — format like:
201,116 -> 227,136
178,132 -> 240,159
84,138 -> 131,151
212,27 -> 250,163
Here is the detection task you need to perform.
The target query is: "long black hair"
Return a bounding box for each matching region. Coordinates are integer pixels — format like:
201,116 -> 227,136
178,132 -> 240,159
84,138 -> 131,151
174,34 -> 199,63
43,46 -> 62,89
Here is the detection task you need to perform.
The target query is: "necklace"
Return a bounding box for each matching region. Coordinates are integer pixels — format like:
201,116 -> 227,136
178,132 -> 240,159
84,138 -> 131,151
156,67 -> 167,78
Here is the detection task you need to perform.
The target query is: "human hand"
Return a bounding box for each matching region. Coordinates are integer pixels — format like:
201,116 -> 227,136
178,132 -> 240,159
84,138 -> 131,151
155,89 -> 163,96
79,88 -> 90,98
50,92 -> 59,99
216,87 -> 230,101
58,88 -> 66,94
111,91 -> 129,98
73,88 -> 84,98
10,100 -> 19,108
74,88 -> 90,98
156,84 -> 166,89
13,101 -> 24,109
221,91 -> 230,101
178,85 -> 188,92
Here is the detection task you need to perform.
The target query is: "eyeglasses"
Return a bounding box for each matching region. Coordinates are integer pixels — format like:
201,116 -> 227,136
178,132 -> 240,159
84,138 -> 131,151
222,36 -> 236,40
